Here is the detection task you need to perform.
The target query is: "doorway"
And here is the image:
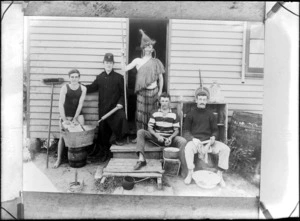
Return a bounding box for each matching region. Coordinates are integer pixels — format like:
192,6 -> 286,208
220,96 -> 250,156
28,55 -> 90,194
127,19 -> 168,133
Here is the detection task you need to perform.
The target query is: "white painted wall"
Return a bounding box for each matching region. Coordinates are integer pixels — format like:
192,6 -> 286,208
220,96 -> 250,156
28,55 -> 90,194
1,2 -> 24,201
260,2 -> 299,218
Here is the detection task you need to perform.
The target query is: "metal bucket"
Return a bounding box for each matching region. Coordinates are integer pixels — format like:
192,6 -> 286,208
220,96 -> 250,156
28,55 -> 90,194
122,176 -> 151,190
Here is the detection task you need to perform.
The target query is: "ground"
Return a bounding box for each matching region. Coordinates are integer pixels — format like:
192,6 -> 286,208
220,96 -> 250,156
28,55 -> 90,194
23,150 -> 259,197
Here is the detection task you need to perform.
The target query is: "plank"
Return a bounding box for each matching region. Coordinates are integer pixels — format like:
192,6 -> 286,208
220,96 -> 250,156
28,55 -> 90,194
169,83 -> 264,91
30,61 -> 121,69
168,77 -> 263,85
29,67 -> 122,75
102,172 -> 162,178
170,44 -> 242,52
30,47 -> 124,56
30,54 -> 123,62
172,23 -> 243,32
172,19 -> 244,26
103,159 -> 163,173
30,27 -> 125,36
30,40 -> 125,49
170,51 -> 242,59
171,37 -> 243,46
171,30 -> 243,39
111,143 -> 162,152
170,57 -> 241,65
30,34 -> 125,43
169,89 -> 263,98
30,20 -> 126,29
169,64 -> 241,72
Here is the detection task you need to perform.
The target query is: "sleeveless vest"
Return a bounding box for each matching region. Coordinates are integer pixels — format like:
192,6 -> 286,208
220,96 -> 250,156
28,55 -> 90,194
64,84 -> 82,117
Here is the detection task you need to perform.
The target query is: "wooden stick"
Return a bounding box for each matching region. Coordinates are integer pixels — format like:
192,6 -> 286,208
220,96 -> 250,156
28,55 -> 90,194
46,84 -> 54,168
98,106 -> 122,123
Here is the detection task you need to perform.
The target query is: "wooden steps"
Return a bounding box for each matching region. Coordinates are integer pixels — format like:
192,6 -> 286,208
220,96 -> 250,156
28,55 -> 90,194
111,142 -> 163,159
101,158 -> 164,189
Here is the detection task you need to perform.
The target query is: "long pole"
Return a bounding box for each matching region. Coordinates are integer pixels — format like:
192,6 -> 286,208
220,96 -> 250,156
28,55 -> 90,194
46,83 -> 54,168
121,19 -> 128,121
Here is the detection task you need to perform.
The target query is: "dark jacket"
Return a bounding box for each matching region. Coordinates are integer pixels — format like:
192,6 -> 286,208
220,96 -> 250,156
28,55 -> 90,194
85,70 -> 125,118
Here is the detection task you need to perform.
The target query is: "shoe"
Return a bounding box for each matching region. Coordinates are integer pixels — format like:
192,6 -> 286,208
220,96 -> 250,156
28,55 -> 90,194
133,161 -> 147,170
115,139 -> 125,146
131,138 -> 137,143
219,177 -> 226,187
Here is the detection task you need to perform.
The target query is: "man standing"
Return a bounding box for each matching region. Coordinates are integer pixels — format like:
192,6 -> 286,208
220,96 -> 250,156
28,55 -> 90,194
85,53 -> 129,162
54,69 -> 87,168
182,91 -> 230,187
133,92 -> 186,170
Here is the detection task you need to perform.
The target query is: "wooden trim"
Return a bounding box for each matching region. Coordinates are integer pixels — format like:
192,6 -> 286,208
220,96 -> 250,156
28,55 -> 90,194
165,20 -> 170,93
167,19 -> 172,95
242,22 -> 250,83
248,67 -> 264,74
25,17 -> 31,139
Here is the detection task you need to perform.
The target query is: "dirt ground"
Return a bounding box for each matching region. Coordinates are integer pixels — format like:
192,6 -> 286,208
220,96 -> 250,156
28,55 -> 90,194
23,149 -> 259,197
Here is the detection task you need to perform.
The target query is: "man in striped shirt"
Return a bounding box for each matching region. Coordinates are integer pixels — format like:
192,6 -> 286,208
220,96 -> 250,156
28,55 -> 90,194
133,92 -> 187,170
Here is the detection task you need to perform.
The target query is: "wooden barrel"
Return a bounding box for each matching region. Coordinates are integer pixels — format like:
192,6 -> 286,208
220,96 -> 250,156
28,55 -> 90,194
68,146 -> 87,168
229,111 -> 262,160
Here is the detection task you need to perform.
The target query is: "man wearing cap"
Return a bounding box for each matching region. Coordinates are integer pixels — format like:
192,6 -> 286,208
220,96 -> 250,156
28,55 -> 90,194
181,91 -> 230,187
85,53 -> 129,162
54,69 -> 87,168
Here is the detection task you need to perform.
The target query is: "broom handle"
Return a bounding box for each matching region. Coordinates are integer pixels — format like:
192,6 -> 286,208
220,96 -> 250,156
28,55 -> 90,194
46,84 -> 54,168
121,19 -> 128,120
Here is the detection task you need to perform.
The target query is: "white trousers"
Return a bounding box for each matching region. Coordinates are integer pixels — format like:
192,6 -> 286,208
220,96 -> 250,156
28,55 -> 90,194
184,140 -> 230,171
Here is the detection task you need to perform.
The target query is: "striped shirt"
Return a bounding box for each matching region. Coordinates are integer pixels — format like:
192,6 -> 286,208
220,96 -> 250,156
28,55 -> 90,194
148,108 -> 180,137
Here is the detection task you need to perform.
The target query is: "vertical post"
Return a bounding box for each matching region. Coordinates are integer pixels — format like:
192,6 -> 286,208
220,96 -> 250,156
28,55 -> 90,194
120,19 -> 128,121
241,22 -> 247,83
46,83 -> 54,168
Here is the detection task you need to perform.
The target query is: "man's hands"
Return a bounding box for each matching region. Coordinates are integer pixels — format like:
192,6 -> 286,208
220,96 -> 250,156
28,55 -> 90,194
116,104 -> 123,109
157,135 -> 165,143
164,137 -> 172,146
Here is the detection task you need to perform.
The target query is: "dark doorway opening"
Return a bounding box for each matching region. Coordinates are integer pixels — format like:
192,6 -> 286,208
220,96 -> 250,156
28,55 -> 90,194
127,19 -> 168,134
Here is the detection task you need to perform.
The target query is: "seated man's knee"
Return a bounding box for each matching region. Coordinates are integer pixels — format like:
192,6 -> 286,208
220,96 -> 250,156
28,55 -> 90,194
137,129 -> 146,137
185,141 -> 195,151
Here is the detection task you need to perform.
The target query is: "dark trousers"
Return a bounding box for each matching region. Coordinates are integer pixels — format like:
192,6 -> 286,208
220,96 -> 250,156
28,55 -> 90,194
97,109 -> 129,155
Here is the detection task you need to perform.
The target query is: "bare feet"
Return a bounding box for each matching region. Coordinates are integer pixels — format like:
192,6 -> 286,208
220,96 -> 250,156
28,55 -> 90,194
184,172 -> 193,185
53,159 -> 61,168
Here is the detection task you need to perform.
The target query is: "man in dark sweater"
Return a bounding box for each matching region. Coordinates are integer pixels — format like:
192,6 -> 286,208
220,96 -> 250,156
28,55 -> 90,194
85,53 -> 129,162
182,91 -> 230,187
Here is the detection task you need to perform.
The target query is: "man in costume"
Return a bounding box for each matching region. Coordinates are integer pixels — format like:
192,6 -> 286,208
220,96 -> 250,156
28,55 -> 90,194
125,29 -> 165,141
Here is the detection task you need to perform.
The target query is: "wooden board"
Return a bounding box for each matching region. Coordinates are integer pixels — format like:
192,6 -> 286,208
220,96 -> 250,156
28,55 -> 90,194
102,172 -> 162,178
103,158 -> 164,174
111,142 -> 162,153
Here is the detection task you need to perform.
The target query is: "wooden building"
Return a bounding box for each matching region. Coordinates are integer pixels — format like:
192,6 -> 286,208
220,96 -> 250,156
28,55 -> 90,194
25,16 -> 265,139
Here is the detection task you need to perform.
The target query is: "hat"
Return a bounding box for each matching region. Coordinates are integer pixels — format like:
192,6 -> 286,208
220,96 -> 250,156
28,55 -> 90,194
139,29 -> 156,49
103,53 -> 114,62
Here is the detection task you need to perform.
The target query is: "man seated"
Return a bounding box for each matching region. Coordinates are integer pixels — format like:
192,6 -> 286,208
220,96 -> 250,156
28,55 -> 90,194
182,91 -> 230,187
53,69 -> 87,168
133,92 -> 187,170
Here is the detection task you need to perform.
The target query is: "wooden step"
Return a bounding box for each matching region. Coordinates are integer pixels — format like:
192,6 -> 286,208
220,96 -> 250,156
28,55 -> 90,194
101,158 -> 164,189
111,142 -> 163,159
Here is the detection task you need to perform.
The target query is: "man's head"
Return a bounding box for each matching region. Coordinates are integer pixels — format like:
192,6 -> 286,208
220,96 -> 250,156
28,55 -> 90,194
103,53 -> 114,73
196,91 -> 208,109
68,69 -> 80,85
159,92 -> 171,110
